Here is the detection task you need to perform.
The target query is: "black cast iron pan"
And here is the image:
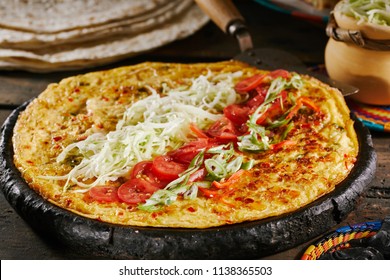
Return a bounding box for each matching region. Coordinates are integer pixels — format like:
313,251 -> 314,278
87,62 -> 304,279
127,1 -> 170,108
194,0 -> 359,96
0,99 -> 376,259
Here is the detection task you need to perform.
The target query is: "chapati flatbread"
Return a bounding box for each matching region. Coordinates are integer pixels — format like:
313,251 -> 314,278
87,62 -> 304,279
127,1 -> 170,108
0,0 -> 171,33
0,4 -> 209,72
0,0 -> 192,49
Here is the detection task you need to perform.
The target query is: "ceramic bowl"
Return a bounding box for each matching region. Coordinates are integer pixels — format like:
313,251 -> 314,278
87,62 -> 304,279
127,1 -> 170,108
325,3 -> 390,105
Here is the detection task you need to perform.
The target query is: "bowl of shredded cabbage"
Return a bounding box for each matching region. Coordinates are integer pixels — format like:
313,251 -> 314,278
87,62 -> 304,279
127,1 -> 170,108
325,0 -> 390,105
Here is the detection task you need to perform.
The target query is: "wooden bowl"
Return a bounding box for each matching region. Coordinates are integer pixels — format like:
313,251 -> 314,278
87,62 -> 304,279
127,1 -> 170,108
325,3 -> 390,105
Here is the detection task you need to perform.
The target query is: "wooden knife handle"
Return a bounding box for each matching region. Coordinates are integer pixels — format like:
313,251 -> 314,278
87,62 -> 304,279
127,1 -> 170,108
194,0 -> 244,34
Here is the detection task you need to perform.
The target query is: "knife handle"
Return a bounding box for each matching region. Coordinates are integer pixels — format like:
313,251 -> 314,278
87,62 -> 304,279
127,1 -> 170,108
194,0 -> 253,51
194,0 -> 244,34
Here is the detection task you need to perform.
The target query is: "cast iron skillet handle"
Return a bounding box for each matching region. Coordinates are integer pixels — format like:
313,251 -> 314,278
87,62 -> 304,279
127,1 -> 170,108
194,0 -> 254,51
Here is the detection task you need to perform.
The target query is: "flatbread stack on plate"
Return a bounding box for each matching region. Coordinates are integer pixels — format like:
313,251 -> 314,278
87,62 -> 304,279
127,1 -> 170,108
0,0 -> 208,72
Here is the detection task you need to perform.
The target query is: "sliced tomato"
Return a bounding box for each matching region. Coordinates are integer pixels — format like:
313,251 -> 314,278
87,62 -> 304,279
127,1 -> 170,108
130,160 -> 168,188
234,74 -> 265,94
189,168 -> 207,182
117,178 -> 159,204
223,104 -> 250,127
269,69 -> 290,79
131,161 -> 153,178
89,186 -> 120,203
151,155 -> 187,181
169,138 -> 212,164
206,117 -> 238,142
246,87 -> 268,109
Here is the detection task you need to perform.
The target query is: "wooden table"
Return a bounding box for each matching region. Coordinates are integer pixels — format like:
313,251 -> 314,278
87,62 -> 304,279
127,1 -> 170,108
1,1 -> 389,260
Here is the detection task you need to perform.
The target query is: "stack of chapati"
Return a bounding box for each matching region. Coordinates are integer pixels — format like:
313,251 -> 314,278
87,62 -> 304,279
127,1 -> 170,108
0,0 -> 208,72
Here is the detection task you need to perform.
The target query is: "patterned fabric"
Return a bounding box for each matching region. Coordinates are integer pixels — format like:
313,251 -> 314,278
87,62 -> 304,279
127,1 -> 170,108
301,221 -> 382,260
348,99 -> 390,133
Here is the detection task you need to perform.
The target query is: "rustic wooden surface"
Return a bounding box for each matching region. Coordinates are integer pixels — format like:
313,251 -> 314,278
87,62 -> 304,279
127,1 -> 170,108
1,1 -> 389,260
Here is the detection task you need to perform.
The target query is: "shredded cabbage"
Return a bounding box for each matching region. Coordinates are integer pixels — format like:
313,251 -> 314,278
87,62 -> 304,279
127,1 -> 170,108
337,0 -> 390,26
45,71 -> 244,191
